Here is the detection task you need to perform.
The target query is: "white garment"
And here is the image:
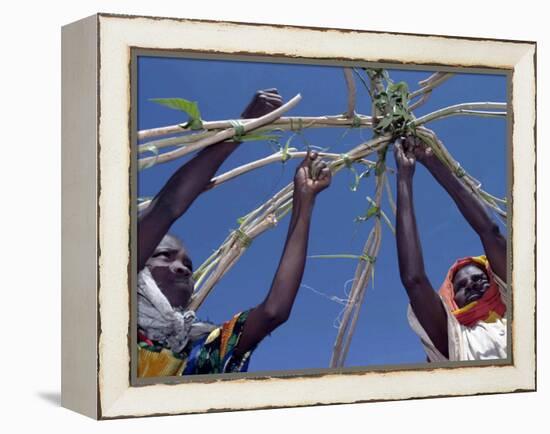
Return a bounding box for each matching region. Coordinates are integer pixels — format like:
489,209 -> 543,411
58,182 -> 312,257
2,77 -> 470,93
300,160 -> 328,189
137,267 -> 216,353
407,275 -> 508,362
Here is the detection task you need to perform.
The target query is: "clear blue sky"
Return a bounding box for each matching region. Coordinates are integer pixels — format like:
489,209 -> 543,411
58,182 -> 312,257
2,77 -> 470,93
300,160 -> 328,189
137,55 -> 507,372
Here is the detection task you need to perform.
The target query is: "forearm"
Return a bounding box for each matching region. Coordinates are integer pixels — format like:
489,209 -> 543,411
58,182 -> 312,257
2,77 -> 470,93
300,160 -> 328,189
396,175 -> 429,286
234,195 -> 314,356
423,156 -> 498,236
152,141 -> 240,218
396,173 -> 448,357
261,195 -> 314,323
137,141 -> 239,271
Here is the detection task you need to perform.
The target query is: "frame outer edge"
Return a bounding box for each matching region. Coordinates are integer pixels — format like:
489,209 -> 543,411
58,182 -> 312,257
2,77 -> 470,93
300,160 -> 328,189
61,13 -> 99,419
95,14 -> 537,419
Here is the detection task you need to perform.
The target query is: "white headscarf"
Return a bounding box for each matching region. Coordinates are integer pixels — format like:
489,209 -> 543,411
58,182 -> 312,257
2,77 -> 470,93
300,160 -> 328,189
137,267 -> 217,353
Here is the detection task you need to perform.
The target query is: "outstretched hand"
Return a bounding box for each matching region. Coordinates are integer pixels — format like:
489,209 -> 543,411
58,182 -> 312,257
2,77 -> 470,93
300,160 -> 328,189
241,88 -> 283,119
394,137 -> 416,179
410,136 -> 434,164
294,151 -> 332,200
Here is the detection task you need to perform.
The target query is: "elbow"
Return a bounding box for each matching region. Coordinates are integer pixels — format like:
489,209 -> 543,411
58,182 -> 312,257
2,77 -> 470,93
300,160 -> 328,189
152,196 -> 186,221
259,304 -> 290,332
479,221 -> 506,244
400,272 -> 429,291
484,221 -> 502,238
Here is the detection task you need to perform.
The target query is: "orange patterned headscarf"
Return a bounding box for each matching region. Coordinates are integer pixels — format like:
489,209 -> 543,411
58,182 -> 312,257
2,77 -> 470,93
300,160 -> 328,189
439,255 -> 506,327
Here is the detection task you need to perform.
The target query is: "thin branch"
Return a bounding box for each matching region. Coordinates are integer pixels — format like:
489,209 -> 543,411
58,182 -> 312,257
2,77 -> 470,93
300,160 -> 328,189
330,72 -> 388,368
384,175 -> 397,216
415,126 -> 507,218
137,115 -> 374,162
187,136 -> 391,311
137,151 -> 377,212
138,94 -> 303,170
413,102 -> 506,126
331,172 -> 385,367
339,220 -> 382,365
205,152 -> 374,191
138,114 -> 374,145
140,69 -> 507,365
409,72 -> 454,99
343,68 -> 357,118
408,73 -> 454,111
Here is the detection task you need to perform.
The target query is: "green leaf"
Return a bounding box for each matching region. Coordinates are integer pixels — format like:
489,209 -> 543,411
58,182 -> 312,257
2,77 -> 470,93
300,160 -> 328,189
187,119 -> 204,130
374,117 -> 392,134
366,206 -> 380,219
139,145 -> 159,170
349,166 -> 360,192
354,205 -> 380,223
350,168 -> 371,192
387,81 -> 409,95
359,254 -> 376,264
149,98 -> 203,129
238,133 -> 281,142
281,134 -> 297,163
139,144 -> 159,155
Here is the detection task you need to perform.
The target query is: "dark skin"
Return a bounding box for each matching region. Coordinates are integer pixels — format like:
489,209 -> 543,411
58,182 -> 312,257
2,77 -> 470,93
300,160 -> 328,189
138,88 -> 284,272
139,88 -> 332,358
394,136 -> 507,358
145,234 -> 194,308
452,264 -> 491,308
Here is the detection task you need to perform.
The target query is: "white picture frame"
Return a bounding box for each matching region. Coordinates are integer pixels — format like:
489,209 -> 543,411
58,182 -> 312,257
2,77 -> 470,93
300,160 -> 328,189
61,13 -> 536,419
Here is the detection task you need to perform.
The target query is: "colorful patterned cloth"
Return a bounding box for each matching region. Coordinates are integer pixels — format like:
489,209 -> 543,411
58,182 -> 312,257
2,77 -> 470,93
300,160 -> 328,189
137,310 -> 254,377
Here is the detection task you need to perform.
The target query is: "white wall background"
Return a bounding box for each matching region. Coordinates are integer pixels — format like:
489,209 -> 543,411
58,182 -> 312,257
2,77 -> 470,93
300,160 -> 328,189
1,0 -> 546,432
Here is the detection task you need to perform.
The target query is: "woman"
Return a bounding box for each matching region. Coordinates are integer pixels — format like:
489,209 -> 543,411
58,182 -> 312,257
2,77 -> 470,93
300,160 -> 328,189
137,89 -> 332,376
394,136 -> 508,362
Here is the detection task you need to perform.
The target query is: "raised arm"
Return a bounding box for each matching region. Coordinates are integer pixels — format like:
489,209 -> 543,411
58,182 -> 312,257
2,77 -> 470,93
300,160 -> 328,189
138,89 -> 283,271
234,152 -> 332,356
395,138 -> 449,358
413,138 -> 507,281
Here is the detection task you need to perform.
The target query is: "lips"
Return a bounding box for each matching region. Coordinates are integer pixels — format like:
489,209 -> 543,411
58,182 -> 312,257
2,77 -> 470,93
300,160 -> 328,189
171,278 -> 194,292
466,291 -> 483,304
465,284 -> 489,304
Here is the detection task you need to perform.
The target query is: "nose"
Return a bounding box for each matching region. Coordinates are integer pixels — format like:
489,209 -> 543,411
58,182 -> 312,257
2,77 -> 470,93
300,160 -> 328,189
466,277 -> 484,291
170,261 -> 191,278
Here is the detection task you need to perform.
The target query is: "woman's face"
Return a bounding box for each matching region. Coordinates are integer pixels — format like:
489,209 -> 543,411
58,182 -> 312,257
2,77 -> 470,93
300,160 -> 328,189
146,234 -> 194,308
452,264 -> 490,308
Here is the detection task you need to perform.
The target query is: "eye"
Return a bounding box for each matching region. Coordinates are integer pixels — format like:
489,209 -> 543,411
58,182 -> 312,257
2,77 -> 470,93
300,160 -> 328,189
153,251 -> 171,259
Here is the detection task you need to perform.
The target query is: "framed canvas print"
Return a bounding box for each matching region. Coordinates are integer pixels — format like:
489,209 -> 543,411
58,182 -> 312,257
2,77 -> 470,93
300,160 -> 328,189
61,13 -> 536,419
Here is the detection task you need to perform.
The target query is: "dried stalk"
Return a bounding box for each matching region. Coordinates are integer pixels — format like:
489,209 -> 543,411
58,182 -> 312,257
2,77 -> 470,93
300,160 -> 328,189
205,152 -> 374,191
330,70 -> 388,367
139,68 -> 507,367
384,175 -> 397,216
138,94 -> 303,170
330,173 -> 385,368
138,114 -> 373,149
416,126 -> 506,217
138,151 -> 337,212
409,72 -> 454,111
187,136 -> 391,311
340,220 -> 382,365
343,68 -> 357,118
413,102 -> 506,126
188,214 -> 279,311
